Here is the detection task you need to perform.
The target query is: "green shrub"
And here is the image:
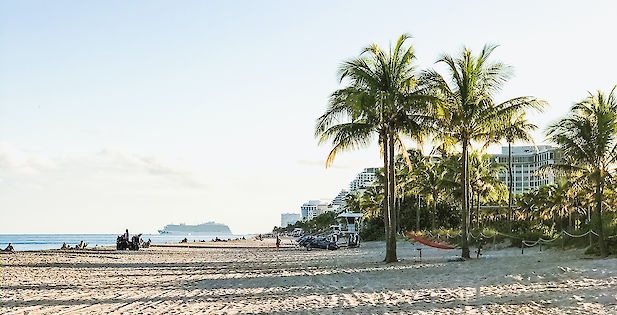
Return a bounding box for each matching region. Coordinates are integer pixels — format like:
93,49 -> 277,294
360,216 -> 385,241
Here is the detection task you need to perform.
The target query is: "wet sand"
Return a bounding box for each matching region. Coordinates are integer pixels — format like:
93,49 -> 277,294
1,240 -> 616,314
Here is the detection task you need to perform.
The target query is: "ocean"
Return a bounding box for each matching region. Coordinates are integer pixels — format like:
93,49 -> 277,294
0,233 -> 253,251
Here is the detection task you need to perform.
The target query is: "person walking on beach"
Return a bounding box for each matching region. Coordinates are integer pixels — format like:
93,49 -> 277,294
276,235 -> 281,249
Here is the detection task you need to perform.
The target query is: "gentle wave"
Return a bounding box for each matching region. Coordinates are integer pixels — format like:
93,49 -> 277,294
0,233 -> 254,251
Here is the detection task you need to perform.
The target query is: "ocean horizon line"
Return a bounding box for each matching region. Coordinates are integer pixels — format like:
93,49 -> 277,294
1,232 -> 255,251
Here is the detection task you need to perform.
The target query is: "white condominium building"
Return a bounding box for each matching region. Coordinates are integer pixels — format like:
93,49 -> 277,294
493,145 -> 561,194
332,190 -> 349,209
349,167 -> 380,193
300,200 -> 334,221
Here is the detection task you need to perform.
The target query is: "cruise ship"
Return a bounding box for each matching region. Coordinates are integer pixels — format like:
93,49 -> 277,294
158,222 -> 231,234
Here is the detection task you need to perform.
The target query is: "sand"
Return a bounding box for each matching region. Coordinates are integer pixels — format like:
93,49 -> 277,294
1,238 -> 616,314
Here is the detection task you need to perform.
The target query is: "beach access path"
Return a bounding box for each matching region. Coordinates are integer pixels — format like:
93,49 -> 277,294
1,239 -> 616,314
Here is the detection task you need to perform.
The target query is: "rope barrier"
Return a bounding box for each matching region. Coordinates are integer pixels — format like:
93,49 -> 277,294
495,231 -> 524,240
517,229 -> 617,254
562,230 -> 593,238
413,229 -> 616,255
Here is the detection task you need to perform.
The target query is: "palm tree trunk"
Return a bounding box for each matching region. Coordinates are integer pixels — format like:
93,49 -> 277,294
385,131 -> 397,262
416,195 -> 420,230
594,179 -> 607,257
384,131 -> 398,263
508,142 -> 513,231
382,134 -> 390,258
397,196 -> 401,234
476,192 -> 481,229
461,139 -> 471,259
432,193 -> 437,230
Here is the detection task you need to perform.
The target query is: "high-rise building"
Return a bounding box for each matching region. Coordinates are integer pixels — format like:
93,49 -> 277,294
349,167 -> 379,193
300,200 -> 334,221
331,190 -> 349,211
280,213 -> 301,227
492,145 -> 561,194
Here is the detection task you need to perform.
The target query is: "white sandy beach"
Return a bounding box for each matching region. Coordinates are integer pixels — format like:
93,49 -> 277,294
1,239 -> 616,314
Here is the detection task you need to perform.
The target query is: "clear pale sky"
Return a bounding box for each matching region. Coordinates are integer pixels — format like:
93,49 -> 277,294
1,1 -> 616,234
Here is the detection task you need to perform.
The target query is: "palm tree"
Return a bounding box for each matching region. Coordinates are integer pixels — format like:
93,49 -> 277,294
344,193 -> 363,214
395,149 -> 424,230
414,155 -> 448,230
425,44 -> 545,258
315,34 -> 432,262
468,151 -> 507,228
362,185 -> 384,218
547,87 -> 617,257
501,111 -> 540,226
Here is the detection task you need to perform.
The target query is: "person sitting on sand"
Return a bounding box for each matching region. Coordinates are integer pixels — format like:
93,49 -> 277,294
61,242 -> 71,250
76,241 -> 88,249
4,243 -> 14,252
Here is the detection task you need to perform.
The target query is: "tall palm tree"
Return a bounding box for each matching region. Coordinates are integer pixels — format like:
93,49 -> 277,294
501,111 -> 540,225
362,185 -> 384,218
344,193 -> 363,214
425,44 -> 545,258
315,34 -> 432,262
395,149 -> 424,230
414,155 -> 448,230
547,87 -> 617,257
468,151 -> 507,228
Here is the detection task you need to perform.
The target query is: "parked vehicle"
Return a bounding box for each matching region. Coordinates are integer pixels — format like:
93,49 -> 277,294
297,235 -> 338,250
290,228 -> 304,237
116,234 -> 141,250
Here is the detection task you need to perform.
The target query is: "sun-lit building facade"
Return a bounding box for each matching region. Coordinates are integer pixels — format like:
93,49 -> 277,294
493,145 -> 561,194
349,167 -> 379,194
300,200 -> 334,221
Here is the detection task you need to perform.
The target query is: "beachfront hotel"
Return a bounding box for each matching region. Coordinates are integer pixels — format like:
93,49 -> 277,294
331,189 -> 349,208
300,200 -> 334,220
349,167 -> 380,193
492,145 -> 561,194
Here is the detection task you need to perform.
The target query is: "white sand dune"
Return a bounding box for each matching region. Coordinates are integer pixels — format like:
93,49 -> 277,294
1,240 -> 616,314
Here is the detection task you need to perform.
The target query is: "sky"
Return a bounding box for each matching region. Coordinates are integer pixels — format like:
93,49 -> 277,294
1,1 -> 616,234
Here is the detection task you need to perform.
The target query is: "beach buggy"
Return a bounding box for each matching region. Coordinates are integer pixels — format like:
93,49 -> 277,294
116,230 -> 141,251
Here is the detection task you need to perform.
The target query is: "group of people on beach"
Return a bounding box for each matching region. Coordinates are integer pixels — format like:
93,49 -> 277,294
60,241 -> 88,250
117,229 -> 150,249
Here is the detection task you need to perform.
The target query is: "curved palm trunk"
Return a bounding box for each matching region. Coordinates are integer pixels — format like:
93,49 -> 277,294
594,178 -> 607,257
385,131 -> 398,263
461,139 -> 471,259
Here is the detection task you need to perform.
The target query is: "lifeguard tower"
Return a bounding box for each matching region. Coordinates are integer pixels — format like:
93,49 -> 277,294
331,212 -> 363,247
